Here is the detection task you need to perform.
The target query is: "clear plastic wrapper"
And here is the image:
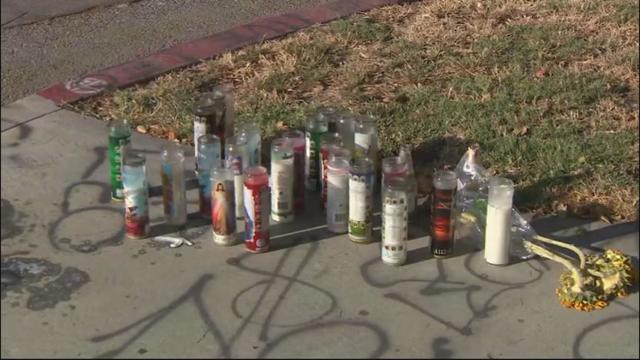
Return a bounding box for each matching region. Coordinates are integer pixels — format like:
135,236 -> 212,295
454,145 -> 535,259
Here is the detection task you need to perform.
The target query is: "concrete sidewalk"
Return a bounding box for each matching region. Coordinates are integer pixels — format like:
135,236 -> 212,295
1,95 -> 639,358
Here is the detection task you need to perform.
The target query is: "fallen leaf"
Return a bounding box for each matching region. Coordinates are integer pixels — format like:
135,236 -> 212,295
166,131 -> 176,140
535,68 -> 547,78
512,126 -> 529,136
276,121 -> 289,130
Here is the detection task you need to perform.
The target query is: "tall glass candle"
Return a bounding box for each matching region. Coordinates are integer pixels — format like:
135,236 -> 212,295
244,166 -> 270,253
336,113 -> 355,152
161,144 -> 187,226
382,177 -> 409,266
193,91 -> 226,163
348,157 -> 374,243
305,112 -> 328,192
122,147 -> 149,239
353,115 -> 378,161
354,115 -> 378,193
485,177 -> 514,265
210,167 -> 237,246
327,158 -> 350,234
237,121 -> 261,167
271,138 -> 294,223
431,170 -> 457,258
319,133 -> 343,210
225,136 -> 249,220
108,119 -> 131,201
196,134 -> 221,218
282,129 -> 306,213
399,146 -> 417,214
317,106 -> 340,133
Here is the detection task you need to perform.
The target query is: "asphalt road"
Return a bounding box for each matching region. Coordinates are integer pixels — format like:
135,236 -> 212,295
0,0 -> 330,105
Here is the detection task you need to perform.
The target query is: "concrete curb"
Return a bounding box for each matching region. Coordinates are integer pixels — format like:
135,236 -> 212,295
37,0 -> 412,105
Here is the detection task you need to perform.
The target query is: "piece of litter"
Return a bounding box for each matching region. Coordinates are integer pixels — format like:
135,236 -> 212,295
152,236 -> 189,248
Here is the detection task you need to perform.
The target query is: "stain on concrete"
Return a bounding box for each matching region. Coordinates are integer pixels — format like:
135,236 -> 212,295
71,240 -> 99,253
137,348 -> 147,354
1,198 -> 27,241
26,267 -> 90,311
1,257 -> 90,310
358,310 -> 370,316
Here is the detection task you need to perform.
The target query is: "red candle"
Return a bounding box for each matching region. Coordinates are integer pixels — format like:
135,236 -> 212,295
243,166 -> 270,253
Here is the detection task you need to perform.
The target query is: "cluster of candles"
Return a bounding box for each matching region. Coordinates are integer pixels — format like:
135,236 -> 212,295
108,89 -> 513,267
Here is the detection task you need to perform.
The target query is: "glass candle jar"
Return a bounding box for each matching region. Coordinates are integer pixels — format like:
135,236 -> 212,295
305,112 -> 329,191
281,129 -> 306,213
348,157 -> 375,243
108,119 -> 131,201
237,120 -> 261,167
270,138 -> 294,223
161,144 -> 187,226
210,167 -> 237,246
485,177 -> 514,266
319,133 -> 343,210
382,177 -> 410,266
196,134 -> 221,218
431,170 -> 457,258
122,148 -> 149,239
244,166 -> 270,253
326,158 -> 350,233
225,136 -> 250,220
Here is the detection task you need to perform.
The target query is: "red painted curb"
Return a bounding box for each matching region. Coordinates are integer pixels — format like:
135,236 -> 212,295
38,0 -> 412,105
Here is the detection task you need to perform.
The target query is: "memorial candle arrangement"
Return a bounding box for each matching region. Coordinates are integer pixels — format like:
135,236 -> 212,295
116,103 -> 487,265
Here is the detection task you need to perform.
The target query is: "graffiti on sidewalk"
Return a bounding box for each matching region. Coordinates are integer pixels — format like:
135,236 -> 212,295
90,239 -> 389,358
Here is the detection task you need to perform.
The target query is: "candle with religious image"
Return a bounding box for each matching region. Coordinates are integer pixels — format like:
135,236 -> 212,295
244,166 -> 270,253
210,167 -> 237,246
